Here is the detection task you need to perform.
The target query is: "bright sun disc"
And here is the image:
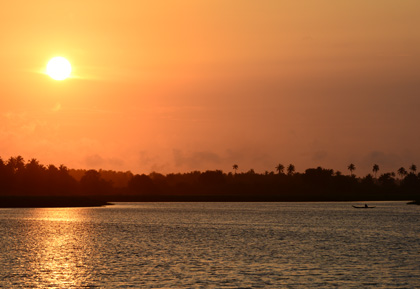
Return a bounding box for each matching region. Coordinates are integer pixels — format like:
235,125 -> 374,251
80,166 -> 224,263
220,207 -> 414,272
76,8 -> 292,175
46,57 -> 72,80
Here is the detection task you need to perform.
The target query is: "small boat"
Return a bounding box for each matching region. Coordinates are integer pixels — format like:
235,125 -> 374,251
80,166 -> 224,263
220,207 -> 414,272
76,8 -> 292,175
352,205 -> 376,209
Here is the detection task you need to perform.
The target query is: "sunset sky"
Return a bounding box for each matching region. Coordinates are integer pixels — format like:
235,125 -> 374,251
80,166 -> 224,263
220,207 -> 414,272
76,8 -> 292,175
1,1 -> 419,175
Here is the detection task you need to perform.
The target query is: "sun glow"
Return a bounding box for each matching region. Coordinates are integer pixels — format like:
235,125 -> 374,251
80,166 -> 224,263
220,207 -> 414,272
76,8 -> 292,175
46,57 -> 72,80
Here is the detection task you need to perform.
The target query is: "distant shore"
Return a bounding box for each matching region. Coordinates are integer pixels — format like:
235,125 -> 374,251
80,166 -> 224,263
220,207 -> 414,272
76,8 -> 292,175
0,196 -> 112,208
104,195 -> 418,203
1,156 -> 419,206
0,196 -> 418,208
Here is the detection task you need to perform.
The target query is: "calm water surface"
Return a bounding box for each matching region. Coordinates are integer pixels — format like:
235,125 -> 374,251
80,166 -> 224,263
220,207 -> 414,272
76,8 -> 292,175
0,202 -> 419,288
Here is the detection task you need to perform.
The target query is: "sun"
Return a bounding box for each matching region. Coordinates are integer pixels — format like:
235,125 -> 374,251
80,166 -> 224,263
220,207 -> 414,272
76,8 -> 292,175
46,57 -> 72,80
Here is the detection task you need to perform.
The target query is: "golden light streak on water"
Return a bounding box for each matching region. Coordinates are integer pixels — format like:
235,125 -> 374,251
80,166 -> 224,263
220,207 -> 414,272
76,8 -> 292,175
24,209 -> 92,288
0,202 -> 419,288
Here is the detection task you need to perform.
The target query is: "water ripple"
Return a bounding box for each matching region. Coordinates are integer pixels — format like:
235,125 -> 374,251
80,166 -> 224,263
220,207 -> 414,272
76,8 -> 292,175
0,202 -> 419,288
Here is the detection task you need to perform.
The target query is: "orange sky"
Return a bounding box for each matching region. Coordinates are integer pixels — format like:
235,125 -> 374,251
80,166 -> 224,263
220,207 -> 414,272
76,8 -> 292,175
1,1 -> 419,175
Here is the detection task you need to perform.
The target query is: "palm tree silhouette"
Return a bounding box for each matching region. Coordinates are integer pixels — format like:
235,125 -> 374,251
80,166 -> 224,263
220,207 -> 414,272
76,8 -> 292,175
409,164 -> 417,174
232,164 -> 238,174
275,164 -> 284,174
397,167 -> 407,179
287,164 -> 295,176
347,163 -> 356,176
372,164 -> 379,178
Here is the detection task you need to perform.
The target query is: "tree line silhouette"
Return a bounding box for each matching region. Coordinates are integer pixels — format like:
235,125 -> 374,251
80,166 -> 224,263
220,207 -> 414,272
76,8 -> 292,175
0,156 -> 419,202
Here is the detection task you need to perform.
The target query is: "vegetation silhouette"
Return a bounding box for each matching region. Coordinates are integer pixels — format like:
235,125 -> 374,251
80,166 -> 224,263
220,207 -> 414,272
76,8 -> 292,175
348,163 -> 356,177
397,167 -> 408,179
0,156 -> 109,207
275,164 -> 284,175
372,164 -> 379,178
0,156 -> 419,205
287,164 -> 295,176
232,164 -> 238,174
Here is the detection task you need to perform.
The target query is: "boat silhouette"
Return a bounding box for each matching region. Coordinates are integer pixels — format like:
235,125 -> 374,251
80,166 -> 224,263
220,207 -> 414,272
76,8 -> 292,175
352,205 -> 376,209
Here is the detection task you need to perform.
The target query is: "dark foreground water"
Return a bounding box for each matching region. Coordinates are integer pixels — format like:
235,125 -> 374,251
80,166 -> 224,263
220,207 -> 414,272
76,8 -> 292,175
0,202 -> 419,288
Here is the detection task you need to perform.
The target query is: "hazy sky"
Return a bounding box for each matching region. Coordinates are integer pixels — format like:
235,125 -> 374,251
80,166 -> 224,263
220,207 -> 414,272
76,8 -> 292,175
1,1 -> 419,175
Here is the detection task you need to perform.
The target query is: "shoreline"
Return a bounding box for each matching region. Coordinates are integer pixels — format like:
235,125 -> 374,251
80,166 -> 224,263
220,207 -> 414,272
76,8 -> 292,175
0,196 -> 112,208
0,196 -> 417,208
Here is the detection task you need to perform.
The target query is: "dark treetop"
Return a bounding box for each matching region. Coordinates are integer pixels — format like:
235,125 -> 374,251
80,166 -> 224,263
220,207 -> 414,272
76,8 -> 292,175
1,156 -> 419,204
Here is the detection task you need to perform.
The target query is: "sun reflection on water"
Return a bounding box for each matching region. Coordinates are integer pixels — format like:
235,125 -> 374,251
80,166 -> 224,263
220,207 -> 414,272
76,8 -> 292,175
1,203 -> 419,288
23,208 -> 95,288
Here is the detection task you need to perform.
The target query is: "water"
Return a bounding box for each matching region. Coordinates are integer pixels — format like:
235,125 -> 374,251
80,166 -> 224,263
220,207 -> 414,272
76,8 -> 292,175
0,202 -> 419,288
